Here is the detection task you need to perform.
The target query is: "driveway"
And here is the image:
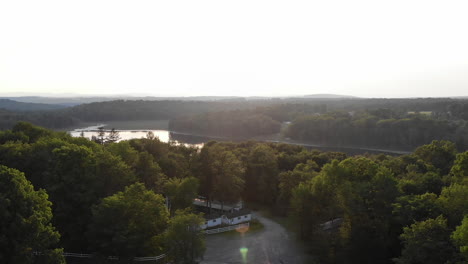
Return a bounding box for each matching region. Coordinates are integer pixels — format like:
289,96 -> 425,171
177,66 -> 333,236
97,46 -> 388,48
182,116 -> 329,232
201,212 -> 310,264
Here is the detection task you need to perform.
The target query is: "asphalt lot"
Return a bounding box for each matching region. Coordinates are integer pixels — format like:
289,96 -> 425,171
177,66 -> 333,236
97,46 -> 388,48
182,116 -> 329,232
201,212 -> 310,264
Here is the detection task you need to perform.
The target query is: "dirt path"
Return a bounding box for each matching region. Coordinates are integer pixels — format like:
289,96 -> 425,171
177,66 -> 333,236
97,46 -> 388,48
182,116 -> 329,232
201,212 -> 310,264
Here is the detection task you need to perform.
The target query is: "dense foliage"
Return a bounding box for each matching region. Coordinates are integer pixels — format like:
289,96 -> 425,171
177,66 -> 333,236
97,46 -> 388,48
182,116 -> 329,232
0,165 -> 65,264
286,111 -> 468,150
0,122 -> 202,261
0,109 -> 77,130
164,210 -> 206,264
87,183 -> 169,258
0,122 -> 466,263
3,98 -> 468,151
0,99 -> 66,111
169,110 -> 281,138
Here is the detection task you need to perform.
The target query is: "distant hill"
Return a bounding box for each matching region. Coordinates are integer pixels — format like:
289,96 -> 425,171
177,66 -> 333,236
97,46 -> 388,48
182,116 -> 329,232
0,96 -> 118,106
0,99 -> 68,111
2,96 -> 250,106
301,94 -> 359,99
3,94 -> 361,106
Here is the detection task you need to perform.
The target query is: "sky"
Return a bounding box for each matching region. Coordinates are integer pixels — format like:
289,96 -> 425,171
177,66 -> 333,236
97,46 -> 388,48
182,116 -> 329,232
1,0 -> 468,98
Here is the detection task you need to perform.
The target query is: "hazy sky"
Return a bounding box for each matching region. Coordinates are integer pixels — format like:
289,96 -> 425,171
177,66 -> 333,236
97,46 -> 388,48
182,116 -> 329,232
1,0 -> 468,98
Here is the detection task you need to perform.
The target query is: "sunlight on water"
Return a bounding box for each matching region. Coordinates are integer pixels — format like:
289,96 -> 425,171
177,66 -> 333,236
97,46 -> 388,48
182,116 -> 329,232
68,125 -> 204,148
70,129 -> 171,142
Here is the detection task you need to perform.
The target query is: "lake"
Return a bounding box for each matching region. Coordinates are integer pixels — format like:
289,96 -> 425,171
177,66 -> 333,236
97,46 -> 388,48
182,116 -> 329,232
69,124 -> 409,155
68,124 -> 207,148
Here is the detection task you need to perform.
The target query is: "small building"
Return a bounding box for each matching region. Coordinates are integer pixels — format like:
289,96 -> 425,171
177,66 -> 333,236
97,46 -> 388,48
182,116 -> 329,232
200,209 -> 252,230
193,198 -> 242,213
225,209 -> 252,225
201,213 -> 223,229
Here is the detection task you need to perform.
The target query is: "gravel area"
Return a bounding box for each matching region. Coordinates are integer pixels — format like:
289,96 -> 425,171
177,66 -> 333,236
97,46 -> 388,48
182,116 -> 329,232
201,212 -> 310,264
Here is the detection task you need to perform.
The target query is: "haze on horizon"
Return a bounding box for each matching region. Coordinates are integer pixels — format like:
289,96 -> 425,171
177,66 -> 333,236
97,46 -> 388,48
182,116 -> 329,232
1,0 -> 468,98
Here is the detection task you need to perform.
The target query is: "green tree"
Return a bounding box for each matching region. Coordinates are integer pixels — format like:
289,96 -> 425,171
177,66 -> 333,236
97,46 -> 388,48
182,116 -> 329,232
94,149 -> 136,196
438,183 -> 468,227
12,121 -> 53,143
278,161 -> 317,210
195,142 -> 218,207
291,160 -> 346,241
97,126 -> 106,144
45,144 -> 99,250
164,210 -> 206,264
291,181 -> 321,240
291,157 -> 401,263
211,148 -> 245,209
338,160 -> 400,263
393,193 -> 441,227
164,177 -> 200,214
197,144 -> 244,210
452,215 -> 468,260
106,140 -> 139,167
0,136 -> 135,250
0,129 -> 29,144
450,151 -> 468,184
245,144 -> 278,204
0,165 -> 64,264
395,216 -> 457,264
105,128 -> 121,143
135,151 -> 167,192
414,140 -> 457,175
87,183 -> 169,258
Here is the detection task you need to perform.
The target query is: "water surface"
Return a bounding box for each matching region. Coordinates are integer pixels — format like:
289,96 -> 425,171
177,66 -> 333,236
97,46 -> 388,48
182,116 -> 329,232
69,124 -> 205,148
69,124 -> 408,155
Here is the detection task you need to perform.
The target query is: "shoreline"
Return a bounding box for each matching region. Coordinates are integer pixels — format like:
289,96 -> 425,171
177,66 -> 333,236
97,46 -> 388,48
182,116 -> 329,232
67,122 -> 411,155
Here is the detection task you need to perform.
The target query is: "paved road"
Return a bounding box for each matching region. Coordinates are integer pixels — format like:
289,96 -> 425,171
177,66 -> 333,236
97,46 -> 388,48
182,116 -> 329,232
201,212 -> 310,264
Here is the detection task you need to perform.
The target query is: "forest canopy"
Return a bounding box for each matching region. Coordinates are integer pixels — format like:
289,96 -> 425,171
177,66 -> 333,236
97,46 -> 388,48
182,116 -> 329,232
0,122 -> 466,263
0,123 -> 468,263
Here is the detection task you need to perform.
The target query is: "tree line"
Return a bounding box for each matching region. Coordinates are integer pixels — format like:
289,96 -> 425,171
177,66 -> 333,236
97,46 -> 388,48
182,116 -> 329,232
169,110 -> 282,138
286,111 -> 468,151
2,97 -> 468,128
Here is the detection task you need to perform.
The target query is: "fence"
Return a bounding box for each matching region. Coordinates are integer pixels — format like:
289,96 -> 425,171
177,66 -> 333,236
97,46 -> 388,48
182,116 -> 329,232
62,252 -> 93,258
134,254 -> 166,261
34,223 -> 250,261
205,222 -> 250,235
35,251 -> 166,262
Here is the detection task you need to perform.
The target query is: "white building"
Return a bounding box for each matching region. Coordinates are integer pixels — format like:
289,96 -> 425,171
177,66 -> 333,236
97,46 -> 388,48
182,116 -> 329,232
201,215 -> 223,229
225,209 -> 252,225
200,209 -> 252,230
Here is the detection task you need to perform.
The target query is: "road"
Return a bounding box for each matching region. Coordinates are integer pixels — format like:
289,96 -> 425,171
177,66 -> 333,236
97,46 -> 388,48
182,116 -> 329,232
201,212 -> 310,264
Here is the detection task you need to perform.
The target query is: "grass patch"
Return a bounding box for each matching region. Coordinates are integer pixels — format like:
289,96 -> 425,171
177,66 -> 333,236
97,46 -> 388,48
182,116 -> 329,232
244,204 -> 299,237
248,219 -> 264,232
243,202 -> 297,234
269,214 -> 297,233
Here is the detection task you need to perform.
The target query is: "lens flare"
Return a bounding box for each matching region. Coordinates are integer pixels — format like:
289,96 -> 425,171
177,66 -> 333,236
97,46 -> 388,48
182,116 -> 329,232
240,247 -> 248,263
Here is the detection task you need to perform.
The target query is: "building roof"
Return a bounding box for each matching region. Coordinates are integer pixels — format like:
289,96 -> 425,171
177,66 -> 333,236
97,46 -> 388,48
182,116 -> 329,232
204,213 -> 222,220
193,198 -> 242,212
226,209 -> 251,219
321,218 -> 343,231
203,209 -> 252,220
